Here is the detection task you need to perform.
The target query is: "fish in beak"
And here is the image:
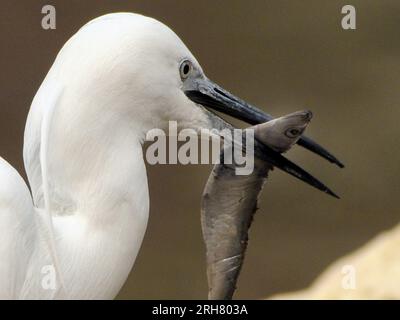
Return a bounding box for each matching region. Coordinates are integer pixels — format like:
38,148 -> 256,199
183,77 -> 342,198
202,110 -> 315,299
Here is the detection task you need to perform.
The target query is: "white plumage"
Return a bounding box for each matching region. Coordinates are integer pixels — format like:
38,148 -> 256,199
0,13 -> 211,299
1,11 -> 339,300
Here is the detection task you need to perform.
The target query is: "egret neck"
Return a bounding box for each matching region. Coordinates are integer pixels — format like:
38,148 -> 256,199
26,91 -> 152,298
16,12 -> 341,299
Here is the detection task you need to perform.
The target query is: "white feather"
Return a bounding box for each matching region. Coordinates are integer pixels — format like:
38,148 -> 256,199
1,12 -> 212,299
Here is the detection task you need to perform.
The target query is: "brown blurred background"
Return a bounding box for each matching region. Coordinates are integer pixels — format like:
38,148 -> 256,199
0,0 -> 399,299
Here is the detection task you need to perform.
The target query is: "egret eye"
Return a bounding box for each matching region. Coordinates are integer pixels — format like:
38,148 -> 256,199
179,60 -> 192,80
285,128 -> 302,138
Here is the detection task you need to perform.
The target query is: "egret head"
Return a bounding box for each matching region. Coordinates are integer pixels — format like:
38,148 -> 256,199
47,13 -> 338,197
61,13 -> 294,136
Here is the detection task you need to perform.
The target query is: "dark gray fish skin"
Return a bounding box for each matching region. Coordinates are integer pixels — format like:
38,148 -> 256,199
202,158 -> 271,300
201,111 -> 312,300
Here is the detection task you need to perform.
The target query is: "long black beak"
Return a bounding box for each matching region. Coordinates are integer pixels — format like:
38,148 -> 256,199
184,78 -> 342,198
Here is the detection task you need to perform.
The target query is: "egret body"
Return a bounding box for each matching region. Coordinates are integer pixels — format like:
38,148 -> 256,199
0,13 -> 340,299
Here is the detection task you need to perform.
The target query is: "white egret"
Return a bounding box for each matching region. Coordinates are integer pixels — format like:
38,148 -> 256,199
0,13 -> 341,299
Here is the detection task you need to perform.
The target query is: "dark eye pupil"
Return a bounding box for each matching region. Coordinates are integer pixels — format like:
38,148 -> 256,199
291,129 -> 299,135
183,64 -> 190,75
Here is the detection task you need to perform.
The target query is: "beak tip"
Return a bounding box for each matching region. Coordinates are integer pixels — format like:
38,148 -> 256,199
320,150 -> 345,169
326,189 -> 340,199
333,159 -> 345,168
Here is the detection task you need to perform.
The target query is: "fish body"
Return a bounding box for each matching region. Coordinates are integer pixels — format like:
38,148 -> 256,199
201,110 -> 312,300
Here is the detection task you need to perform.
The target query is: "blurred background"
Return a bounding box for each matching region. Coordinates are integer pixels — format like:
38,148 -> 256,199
0,0 -> 399,299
